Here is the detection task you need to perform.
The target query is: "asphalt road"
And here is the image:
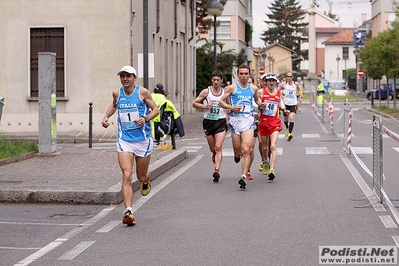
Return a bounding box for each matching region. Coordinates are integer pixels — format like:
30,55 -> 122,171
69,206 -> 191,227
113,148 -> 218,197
1,104 -> 399,266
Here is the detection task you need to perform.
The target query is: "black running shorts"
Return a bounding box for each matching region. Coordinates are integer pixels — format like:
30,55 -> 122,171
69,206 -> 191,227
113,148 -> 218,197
203,118 -> 227,136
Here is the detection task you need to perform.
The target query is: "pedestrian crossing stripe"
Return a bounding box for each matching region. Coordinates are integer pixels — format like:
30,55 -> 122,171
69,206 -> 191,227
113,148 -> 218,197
337,133 -> 356,138
369,133 -> 392,139
302,134 -> 320,138
182,146 -> 399,155
305,147 -> 329,154
351,147 -> 373,154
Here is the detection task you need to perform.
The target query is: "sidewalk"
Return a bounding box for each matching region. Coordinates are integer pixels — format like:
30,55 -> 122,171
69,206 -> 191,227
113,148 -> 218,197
0,112 -> 205,205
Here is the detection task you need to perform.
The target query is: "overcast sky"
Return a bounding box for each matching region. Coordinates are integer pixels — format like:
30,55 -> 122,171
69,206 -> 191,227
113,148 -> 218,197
251,0 -> 372,48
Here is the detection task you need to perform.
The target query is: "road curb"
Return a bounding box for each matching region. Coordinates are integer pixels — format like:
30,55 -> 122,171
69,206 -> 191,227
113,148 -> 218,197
0,149 -> 188,205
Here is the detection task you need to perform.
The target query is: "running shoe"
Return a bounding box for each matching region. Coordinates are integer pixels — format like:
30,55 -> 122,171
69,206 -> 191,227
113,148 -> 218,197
211,152 -> 216,164
246,172 -> 253,180
122,210 -> 136,226
238,175 -> 247,189
268,169 -> 275,180
212,169 -> 220,182
234,156 -> 241,163
285,129 -> 289,136
258,164 -> 263,172
140,181 -> 151,196
287,134 -> 293,141
262,162 -> 270,175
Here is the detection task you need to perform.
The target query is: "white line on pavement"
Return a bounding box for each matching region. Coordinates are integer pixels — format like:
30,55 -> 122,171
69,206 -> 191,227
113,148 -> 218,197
131,155 -> 203,214
380,215 -> 398,229
14,207 -> 115,265
96,220 -> 120,233
340,154 -> 385,212
58,241 -> 95,261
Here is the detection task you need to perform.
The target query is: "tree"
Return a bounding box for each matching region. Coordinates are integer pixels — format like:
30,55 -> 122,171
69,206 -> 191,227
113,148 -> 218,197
195,38 -> 246,95
196,0 -> 228,37
261,0 -> 308,71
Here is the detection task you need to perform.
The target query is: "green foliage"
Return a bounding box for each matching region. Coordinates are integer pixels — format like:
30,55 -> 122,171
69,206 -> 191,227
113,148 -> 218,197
359,25 -> 399,80
0,138 -> 38,160
196,0 -> 227,37
261,0 -> 308,70
359,1 -> 399,84
328,13 -> 340,23
346,68 -> 356,80
195,38 -> 246,96
245,20 -> 253,46
372,105 -> 399,118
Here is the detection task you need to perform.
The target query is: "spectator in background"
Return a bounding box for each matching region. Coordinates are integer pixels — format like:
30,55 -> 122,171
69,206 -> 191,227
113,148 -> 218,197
296,77 -> 304,112
151,83 -> 184,145
317,80 -> 325,106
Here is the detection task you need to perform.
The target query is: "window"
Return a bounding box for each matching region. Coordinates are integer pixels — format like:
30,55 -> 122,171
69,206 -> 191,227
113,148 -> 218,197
30,28 -> 65,97
342,47 -> 349,60
210,20 -> 231,38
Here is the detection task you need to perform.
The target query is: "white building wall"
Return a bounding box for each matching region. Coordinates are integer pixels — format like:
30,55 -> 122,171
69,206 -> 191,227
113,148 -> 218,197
324,45 -> 357,81
0,0 -> 196,134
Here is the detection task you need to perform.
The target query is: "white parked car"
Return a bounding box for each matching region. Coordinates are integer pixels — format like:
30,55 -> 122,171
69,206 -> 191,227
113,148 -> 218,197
328,80 -> 349,96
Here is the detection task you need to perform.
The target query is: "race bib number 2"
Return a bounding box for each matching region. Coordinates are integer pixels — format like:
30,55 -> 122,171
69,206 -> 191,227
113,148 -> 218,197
206,104 -> 221,120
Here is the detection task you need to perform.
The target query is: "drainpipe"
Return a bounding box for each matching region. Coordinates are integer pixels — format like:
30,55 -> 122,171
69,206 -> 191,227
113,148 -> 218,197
174,1 -> 177,39
130,0 -> 134,66
156,0 -> 160,33
143,0 -> 149,88
188,0 -> 194,43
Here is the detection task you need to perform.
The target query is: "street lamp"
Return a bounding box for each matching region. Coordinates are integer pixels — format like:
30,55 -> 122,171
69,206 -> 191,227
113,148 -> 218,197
261,52 -> 266,64
336,54 -> 340,79
353,48 -> 359,94
267,53 -> 274,72
207,0 -> 224,71
271,58 -> 275,72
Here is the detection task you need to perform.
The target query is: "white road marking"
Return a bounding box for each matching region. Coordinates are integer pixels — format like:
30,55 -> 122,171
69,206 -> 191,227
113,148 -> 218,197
15,207 -> 115,265
392,236 -> 399,248
96,221 -> 120,233
0,247 -> 39,250
58,241 -> 95,260
0,222 -> 80,226
14,241 -> 63,266
393,147 -> 399,153
130,155 -> 203,213
351,147 -> 373,155
305,147 -> 329,154
340,154 -> 385,212
302,134 -> 320,138
380,215 -> 398,229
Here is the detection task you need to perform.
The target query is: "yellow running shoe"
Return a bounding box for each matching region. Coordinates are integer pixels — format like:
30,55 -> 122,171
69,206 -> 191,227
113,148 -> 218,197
140,181 -> 151,196
285,129 -> 289,136
262,162 -> 269,175
268,169 -> 275,180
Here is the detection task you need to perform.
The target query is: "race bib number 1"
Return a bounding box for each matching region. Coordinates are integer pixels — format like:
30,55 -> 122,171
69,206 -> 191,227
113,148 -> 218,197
119,108 -> 140,130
